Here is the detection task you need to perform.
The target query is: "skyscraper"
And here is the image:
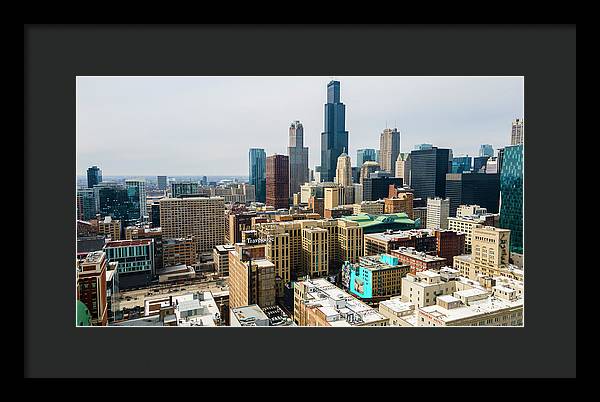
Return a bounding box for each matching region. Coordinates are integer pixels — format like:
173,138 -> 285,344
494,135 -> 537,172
95,182 -> 140,227
360,161 -> 381,185
379,127 -> 401,174
249,148 -> 267,203
320,81 -> 349,182
479,144 -> 494,157
409,147 -> 451,200
414,144 -> 433,151
451,156 -> 472,173
157,176 -> 167,190
87,166 -> 102,189
395,153 -> 411,185
125,179 -> 147,219
511,118 -> 524,145
357,149 -> 377,168
334,151 -> 352,187
473,156 -> 490,173
445,172 -> 500,216
499,144 -> 523,254
159,196 -> 226,253
266,154 -> 289,210
288,121 -> 309,198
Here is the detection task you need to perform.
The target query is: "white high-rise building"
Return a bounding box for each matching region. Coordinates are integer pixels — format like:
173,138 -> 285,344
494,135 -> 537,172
426,197 -> 450,230
379,127 -> 401,174
511,118 -> 524,145
334,152 -> 352,187
395,152 -> 410,185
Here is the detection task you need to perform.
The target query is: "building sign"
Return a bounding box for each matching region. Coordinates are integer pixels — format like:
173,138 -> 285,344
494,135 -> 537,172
499,232 -> 509,266
349,266 -> 372,299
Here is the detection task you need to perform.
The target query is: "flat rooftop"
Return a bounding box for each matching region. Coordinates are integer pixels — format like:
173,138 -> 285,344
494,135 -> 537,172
393,247 -> 445,262
379,298 -> 414,314
215,244 -> 236,253
365,229 -> 435,242
419,296 -> 523,324
104,239 -> 153,248
299,278 -> 387,326
232,304 -> 268,322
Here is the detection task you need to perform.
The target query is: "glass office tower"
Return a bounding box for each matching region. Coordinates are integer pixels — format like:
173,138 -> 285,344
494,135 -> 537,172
409,147 -> 452,200
95,183 -> 140,227
499,144 -> 523,254
320,81 -> 349,182
451,156 -> 472,173
249,148 -> 267,203
356,149 -> 377,168
87,165 -> 102,189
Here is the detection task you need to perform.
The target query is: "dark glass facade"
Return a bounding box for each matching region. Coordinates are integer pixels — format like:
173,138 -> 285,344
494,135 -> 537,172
499,144 -> 523,254
409,147 -> 451,200
249,148 -> 266,203
157,176 -> 167,190
170,182 -> 199,198
320,81 -> 348,182
473,156 -> 490,173
87,166 -> 102,189
96,184 -> 141,227
445,172 -> 500,216
363,176 -> 403,201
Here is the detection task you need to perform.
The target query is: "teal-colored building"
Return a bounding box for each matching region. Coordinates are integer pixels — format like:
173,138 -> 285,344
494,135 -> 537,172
340,213 -> 416,234
499,144 -> 523,253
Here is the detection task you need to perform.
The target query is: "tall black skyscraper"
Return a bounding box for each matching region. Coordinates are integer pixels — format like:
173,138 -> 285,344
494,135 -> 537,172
320,81 -> 348,182
409,147 -> 451,200
445,172 -> 500,216
87,165 -> 102,189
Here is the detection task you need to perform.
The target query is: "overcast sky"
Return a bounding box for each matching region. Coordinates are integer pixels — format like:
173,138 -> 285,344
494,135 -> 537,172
77,76 -> 523,176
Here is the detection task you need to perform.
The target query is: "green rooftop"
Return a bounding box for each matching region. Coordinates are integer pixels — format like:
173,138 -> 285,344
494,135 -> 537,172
76,300 -> 92,326
341,213 -> 416,233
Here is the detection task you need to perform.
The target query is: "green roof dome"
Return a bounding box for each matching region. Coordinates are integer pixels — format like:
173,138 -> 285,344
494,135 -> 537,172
76,300 -> 92,326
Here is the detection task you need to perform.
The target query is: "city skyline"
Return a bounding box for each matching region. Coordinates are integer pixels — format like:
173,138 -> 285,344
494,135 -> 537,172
77,76 -> 524,176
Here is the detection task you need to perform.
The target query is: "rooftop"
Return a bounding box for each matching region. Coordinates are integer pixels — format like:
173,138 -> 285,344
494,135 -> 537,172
419,296 -> 523,324
393,247 -> 446,262
104,239 -> 153,248
215,244 -> 236,253
341,213 -> 415,228
298,278 -> 388,326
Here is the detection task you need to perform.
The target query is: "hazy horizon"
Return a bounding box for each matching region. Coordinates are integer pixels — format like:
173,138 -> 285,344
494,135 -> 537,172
77,76 -> 524,176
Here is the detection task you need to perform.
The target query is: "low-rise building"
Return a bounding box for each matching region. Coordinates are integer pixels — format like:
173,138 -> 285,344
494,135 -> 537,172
378,297 -> 417,327
400,270 -> 457,308
213,244 -> 235,276
363,229 -> 437,256
230,304 -> 295,326
391,246 -> 447,274
341,254 -> 410,302
293,278 -> 389,326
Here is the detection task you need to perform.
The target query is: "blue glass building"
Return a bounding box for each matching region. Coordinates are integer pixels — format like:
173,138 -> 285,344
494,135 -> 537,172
249,148 -> 267,203
357,148 -> 377,167
499,144 -> 523,254
479,144 -> 494,157
87,165 -> 102,188
320,81 -> 348,182
451,156 -> 472,173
